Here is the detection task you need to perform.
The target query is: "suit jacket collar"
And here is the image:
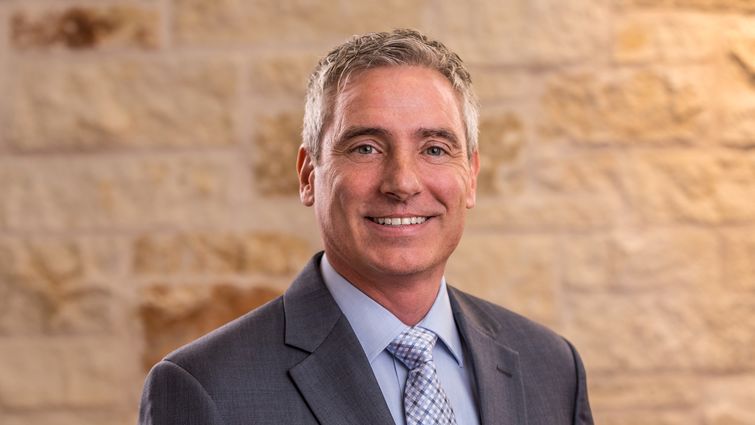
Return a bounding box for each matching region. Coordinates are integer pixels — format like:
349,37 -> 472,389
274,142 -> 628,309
283,253 -> 396,425
449,286 -> 528,425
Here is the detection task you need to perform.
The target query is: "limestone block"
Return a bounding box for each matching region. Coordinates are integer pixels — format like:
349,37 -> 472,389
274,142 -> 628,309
11,5 -> 159,50
0,411 -> 136,425
173,0 -> 426,45
139,283 -> 281,370
675,0 -> 755,12
720,107 -> 755,148
571,292 -> 755,373
469,152 -> 625,231
704,295 -> 755,370
132,231 -> 311,276
565,228 -> 718,290
225,198 -> 321,248
595,410 -> 695,425
0,237 -> 120,335
249,53 -> 320,104
621,0 -> 755,11
723,228 -> 755,291
468,69 -> 535,102
0,15 -> 8,149
612,12 -> 717,64
616,0 -> 673,8
705,376 -> 755,425
706,410 -> 755,425
629,151 -> 755,224
241,232 -> 312,276
447,234 -> 558,327
6,58 -> 237,151
433,0 -> 610,65
540,68 -> 708,144
562,234 -> 612,290
566,293 -> 712,372
0,339 -> 130,408
477,112 -> 526,195
0,154 -> 240,231
589,374 -> 701,410
253,112 -> 303,196
608,227 -> 718,290
717,23 -> 755,147
134,233 -> 243,275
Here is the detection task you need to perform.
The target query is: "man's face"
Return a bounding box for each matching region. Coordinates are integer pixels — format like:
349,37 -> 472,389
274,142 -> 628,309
298,66 -> 479,287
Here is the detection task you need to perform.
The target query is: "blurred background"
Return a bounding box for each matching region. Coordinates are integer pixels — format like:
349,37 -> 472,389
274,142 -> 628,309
1,0 -> 754,424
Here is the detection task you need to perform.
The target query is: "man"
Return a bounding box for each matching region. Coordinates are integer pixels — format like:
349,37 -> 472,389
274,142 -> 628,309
139,29 -> 593,425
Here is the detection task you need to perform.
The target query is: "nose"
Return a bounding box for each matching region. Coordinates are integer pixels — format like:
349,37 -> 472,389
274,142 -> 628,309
379,151 -> 422,201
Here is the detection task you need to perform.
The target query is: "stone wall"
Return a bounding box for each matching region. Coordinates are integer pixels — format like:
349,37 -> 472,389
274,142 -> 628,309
1,1 -> 753,424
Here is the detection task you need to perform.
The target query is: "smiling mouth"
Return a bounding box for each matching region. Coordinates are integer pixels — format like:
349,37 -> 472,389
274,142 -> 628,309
368,216 -> 429,226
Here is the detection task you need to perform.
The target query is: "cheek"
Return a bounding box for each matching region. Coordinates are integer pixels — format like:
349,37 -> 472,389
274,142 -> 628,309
312,171 -> 335,218
316,169 -> 366,214
337,166 -> 378,195
426,168 -> 473,204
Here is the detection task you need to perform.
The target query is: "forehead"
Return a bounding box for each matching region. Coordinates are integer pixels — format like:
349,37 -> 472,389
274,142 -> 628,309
331,66 -> 465,128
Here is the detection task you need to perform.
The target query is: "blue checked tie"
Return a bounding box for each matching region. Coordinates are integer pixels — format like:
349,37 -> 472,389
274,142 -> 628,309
386,327 -> 458,425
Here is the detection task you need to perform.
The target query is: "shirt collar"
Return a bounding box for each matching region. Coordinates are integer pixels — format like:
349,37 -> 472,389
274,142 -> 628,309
417,281 -> 464,366
321,254 -> 464,366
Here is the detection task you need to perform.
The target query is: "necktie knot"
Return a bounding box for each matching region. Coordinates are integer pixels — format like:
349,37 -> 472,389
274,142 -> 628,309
386,326 -> 457,425
386,327 -> 438,371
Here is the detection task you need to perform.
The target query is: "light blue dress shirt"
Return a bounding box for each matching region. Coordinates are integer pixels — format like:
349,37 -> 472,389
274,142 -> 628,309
321,254 -> 480,425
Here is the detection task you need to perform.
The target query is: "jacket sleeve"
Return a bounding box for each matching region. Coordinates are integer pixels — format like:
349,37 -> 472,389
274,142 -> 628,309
138,360 -> 226,425
565,340 -> 594,425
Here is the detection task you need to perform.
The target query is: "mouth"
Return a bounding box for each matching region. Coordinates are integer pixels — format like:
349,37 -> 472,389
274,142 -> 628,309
367,216 -> 429,226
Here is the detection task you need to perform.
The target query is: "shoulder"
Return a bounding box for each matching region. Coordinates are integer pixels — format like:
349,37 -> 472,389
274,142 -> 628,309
140,296 -> 297,424
449,286 -> 576,361
449,286 -> 593,421
155,295 -> 298,384
153,253 -> 330,378
170,295 -> 284,358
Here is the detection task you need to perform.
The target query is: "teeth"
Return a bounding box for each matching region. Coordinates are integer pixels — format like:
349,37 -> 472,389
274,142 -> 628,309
372,217 -> 427,226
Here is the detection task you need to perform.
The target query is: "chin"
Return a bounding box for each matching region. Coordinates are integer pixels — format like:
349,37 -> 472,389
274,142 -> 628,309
366,253 -> 442,278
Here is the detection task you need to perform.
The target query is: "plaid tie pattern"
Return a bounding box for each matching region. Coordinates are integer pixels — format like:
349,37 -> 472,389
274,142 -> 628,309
386,327 -> 458,425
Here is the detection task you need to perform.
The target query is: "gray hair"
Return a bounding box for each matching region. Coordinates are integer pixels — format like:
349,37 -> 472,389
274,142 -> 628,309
302,29 -> 479,162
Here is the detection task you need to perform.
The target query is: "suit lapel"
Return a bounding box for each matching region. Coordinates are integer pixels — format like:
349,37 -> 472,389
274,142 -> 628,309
283,253 -> 395,425
450,288 -> 528,425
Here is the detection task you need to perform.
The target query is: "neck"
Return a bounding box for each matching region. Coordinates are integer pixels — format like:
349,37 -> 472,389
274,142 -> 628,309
358,276 -> 441,326
326,255 -> 444,326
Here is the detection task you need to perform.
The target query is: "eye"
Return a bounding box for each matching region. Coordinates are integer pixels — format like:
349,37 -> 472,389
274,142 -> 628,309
425,146 -> 446,156
354,145 -> 376,154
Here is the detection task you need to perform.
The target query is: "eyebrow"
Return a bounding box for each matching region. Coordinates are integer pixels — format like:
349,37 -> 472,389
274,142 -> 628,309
334,125 -> 462,148
417,128 -> 461,148
336,126 -> 394,146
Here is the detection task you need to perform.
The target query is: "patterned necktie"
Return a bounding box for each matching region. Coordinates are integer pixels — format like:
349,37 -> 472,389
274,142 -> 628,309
386,327 -> 458,425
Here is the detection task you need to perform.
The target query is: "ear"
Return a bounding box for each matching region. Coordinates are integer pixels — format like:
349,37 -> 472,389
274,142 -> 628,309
466,149 -> 480,209
297,145 -> 315,206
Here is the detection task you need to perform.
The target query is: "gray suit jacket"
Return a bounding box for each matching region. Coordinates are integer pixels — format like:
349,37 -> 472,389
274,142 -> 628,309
139,253 -> 593,425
